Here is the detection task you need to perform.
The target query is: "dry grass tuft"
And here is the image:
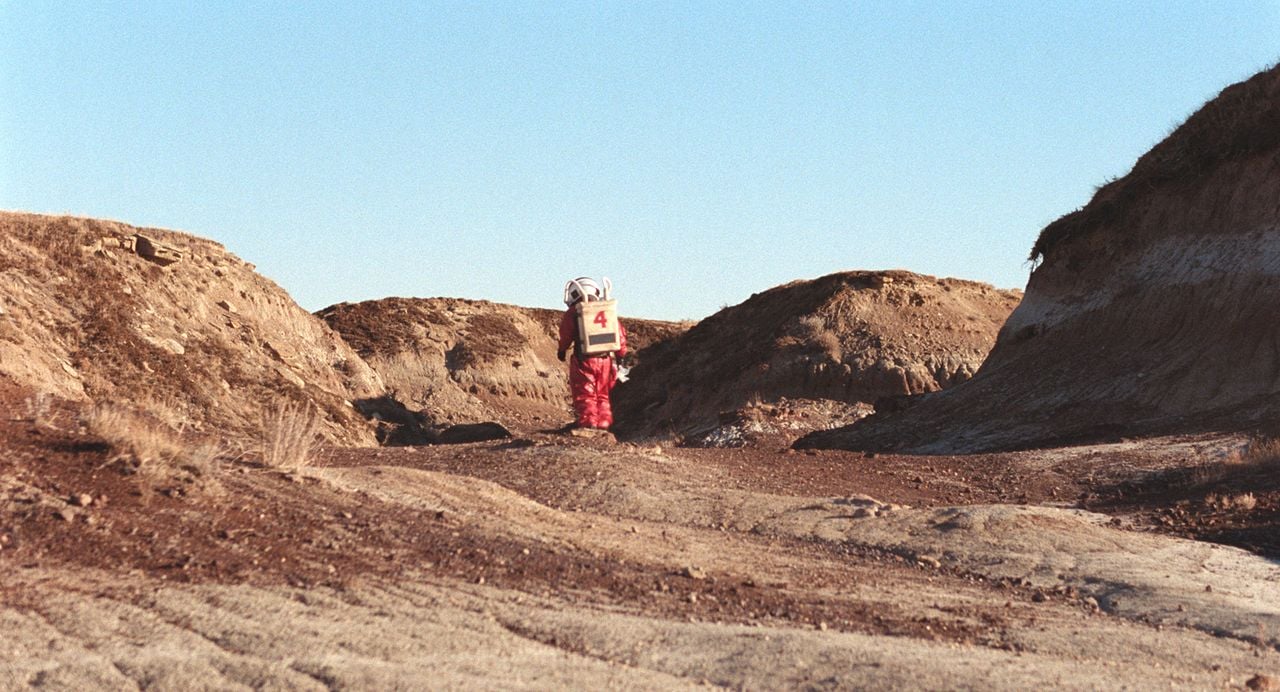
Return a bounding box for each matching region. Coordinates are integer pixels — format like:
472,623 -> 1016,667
1180,437 -> 1280,507
260,401 -> 323,471
1206,492 -> 1258,511
83,404 -> 186,470
81,404 -> 225,496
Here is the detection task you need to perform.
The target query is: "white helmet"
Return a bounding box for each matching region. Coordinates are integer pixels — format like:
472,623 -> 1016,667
563,276 -> 612,306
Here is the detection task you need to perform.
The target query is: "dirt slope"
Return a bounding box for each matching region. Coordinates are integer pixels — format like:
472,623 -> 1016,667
0,211 -> 382,443
317,297 -> 686,434
613,270 -> 1020,442
800,63 -> 1280,454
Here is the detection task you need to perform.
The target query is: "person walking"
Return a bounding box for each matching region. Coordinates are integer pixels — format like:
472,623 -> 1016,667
557,276 -> 627,430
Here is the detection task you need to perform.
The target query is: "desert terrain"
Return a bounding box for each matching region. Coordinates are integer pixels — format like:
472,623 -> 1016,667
4,64 -> 1280,690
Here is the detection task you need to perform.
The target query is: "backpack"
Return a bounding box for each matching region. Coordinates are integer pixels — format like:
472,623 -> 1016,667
575,298 -> 620,356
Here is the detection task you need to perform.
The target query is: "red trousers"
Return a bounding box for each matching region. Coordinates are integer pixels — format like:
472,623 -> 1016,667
569,354 -> 617,429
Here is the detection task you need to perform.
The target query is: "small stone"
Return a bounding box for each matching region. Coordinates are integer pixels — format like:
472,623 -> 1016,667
852,507 -> 876,519
55,508 -> 76,522
817,622 -> 829,631
1204,584 -> 1213,593
680,566 -> 708,580
70,493 -> 94,507
1247,674 -> 1277,691
217,300 -> 238,314
1032,591 -> 1047,603
687,593 -> 698,604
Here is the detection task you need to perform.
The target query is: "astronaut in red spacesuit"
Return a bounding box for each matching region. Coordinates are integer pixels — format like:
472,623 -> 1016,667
557,277 -> 628,430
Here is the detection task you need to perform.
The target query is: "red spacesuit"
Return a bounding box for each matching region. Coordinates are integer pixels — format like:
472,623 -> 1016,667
558,299 -> 627,430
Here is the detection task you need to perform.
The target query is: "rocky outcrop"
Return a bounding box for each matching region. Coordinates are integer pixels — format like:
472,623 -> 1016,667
0,212 -> 383,444
799,63 -> 1280,453
612,270 -> 1019,441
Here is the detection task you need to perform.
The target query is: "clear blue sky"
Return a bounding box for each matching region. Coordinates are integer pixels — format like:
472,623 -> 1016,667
2,2 -> 1277,320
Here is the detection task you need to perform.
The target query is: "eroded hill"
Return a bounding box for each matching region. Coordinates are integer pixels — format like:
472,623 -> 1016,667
0,212 -> 382,444
799,63 -> 1280,454
317,297 -> 687,435
613,270 -> 1020,444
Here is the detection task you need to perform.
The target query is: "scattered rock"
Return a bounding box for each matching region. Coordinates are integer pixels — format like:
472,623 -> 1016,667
55,508 -> 76,522
69,493 -> 93,507
437,422 -> 512,444
680,566 -> 708,580
218,300 -> 239,314
1247,674 -> 1277,691
132,233 -> 185,266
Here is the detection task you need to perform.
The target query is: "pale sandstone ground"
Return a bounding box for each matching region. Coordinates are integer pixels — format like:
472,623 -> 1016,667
4,435 -> 1279,690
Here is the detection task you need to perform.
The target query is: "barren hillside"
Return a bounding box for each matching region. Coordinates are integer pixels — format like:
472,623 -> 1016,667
317,297 -> 686,435
0,212 -> 382,444
613,270 -> 1020,443
800,63 -> 1280,454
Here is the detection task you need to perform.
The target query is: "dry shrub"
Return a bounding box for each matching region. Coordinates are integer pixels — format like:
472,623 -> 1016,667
260,401 -> 323,471
795,314 -> 843,362
1182,437 -> 1280,505
83,404 -> 185,469
1206,492 -> 1258,511
81,404 -> 224,495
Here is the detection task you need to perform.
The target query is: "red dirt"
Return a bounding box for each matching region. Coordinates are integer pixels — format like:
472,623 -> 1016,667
0,394 -> 1055,644
8,371 -> 1275,598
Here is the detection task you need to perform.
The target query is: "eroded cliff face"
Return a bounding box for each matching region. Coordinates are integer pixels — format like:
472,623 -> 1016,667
0,212 -> 384,444
613,270 -> 1019,441
318,297 -> 686,433
799,64 -> 1280,453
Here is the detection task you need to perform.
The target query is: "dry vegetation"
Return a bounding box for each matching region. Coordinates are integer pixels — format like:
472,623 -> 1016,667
452,313 -> 526,367
1191,437 -> 1280,491
80,403 -> 222,496
259,400 -> 323,471
1031,61 -> 1280,262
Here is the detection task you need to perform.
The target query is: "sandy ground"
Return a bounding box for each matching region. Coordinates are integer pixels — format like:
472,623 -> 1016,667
4,422 -> 1280,690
